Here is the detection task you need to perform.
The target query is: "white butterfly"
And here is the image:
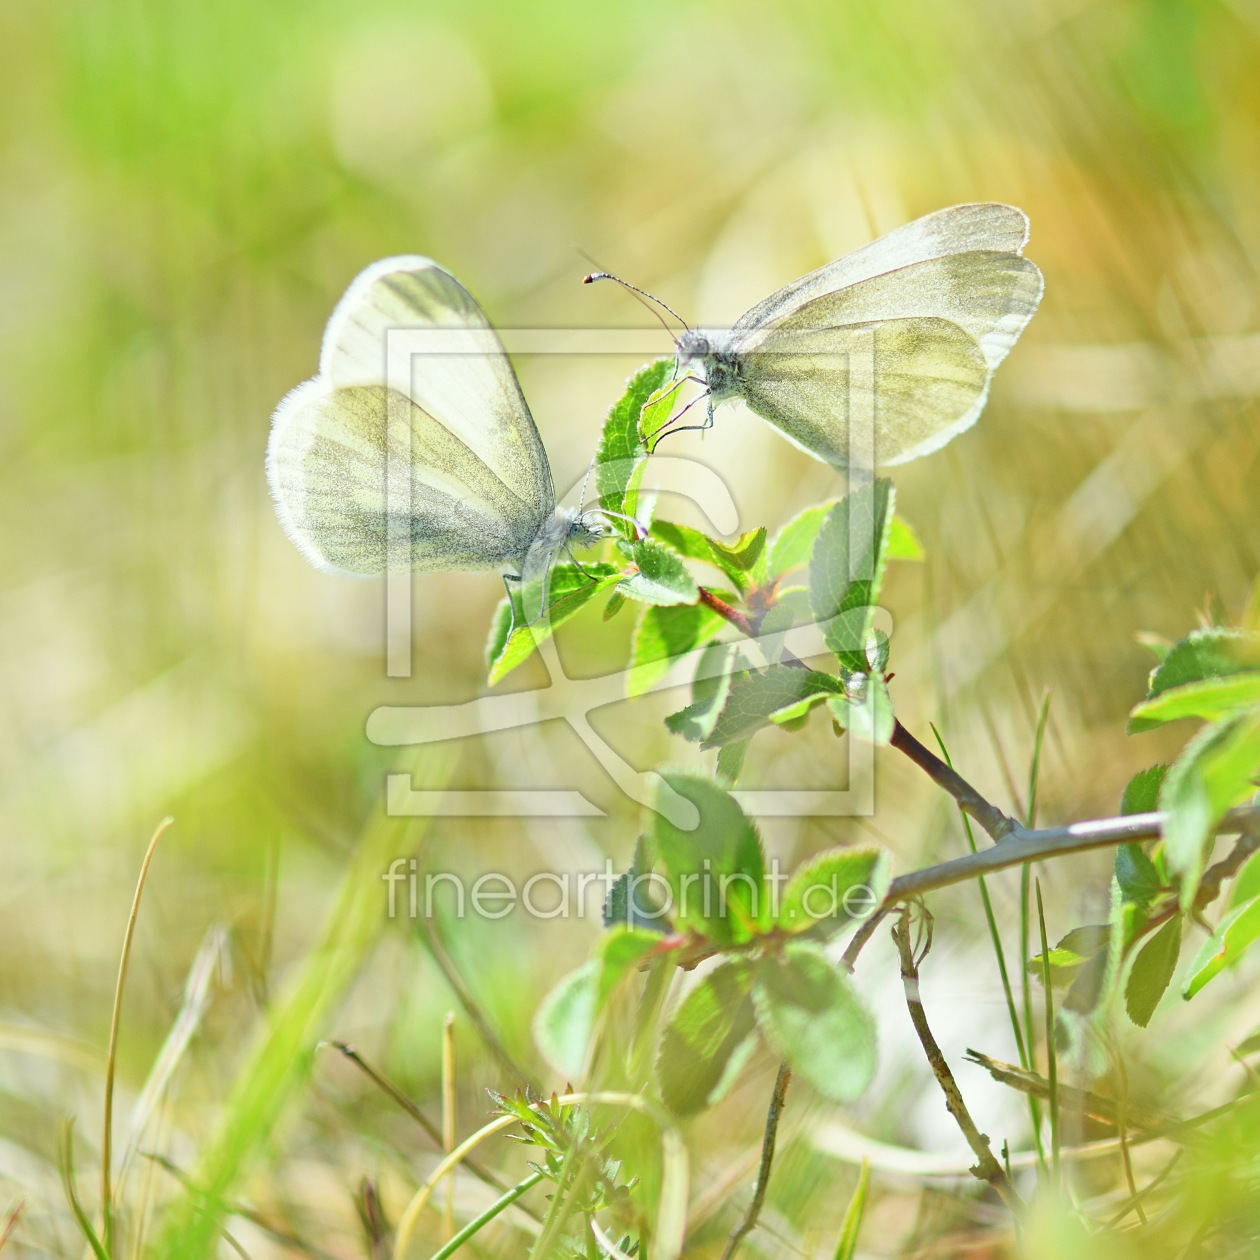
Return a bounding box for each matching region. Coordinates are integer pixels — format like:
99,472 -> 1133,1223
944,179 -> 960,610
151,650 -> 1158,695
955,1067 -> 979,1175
590,203 -> 1043,470
266,257 -> 608,611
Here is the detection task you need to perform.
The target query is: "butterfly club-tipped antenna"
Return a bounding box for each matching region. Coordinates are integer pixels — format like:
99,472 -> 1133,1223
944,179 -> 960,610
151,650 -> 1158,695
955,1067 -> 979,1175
579,253 -> 690,345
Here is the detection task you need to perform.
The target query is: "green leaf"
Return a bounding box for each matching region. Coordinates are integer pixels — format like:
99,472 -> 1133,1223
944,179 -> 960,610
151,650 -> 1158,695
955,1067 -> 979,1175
1229,849 -> 1260,911
776,846 -> 892,936
1160,708 -> 1260,907
656,961 -> 757,1116
1141,628 -> 1260,701
640,375 -> 688,448
665,643 -> 744,744
1121,764 -> 1169,815
603,591 -> 628,621
716,739 -> 749,785
701,666 -> 843,749
769,501 -> 838,578
827,675 -> 894,746
1125,916 -> 1182,1026
1183,896 -> 1260,999
651,521 -> 766,595
809,481 -> 895,672
1129,673 -> 1260,734
533,962 -> 598,1080
617,538 -> 699,606
1028,924 -> 1110,984
886,516 -> 925,561
487,565 -> 622,684
596,927 -> 662,1004
1115,844 -> 1161,907
752,941 -> 876,1103
627,602 -> 726,698
596,358 -> 671,531
645,772 -> 766,945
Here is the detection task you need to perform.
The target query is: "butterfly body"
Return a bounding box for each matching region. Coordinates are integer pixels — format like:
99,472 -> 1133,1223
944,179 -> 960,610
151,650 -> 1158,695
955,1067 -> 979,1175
664,204 -> 1042,469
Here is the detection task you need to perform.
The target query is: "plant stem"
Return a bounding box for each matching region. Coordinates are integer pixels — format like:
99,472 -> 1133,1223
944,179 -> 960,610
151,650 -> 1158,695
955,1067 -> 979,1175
889,722 -> 1017,840
885,804 -> 1260,903
890,911 -> 1020,1212
429,1172 -> 544,1260
324,1042 -> 527,1210
719,1061 -> 792,1260
103,816 -> 173,1255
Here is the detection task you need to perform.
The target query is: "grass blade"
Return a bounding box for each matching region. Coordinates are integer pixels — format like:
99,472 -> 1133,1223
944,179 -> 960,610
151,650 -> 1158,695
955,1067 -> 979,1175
832,1157 -> 870,1260
429,1171 -> 544,1260
1035,879 -> 1060,1180
58,1120 -> 109,1260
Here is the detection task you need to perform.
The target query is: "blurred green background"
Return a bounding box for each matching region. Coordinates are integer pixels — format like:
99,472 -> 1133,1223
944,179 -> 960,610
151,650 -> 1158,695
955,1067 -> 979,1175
2,0 -> 1260,1254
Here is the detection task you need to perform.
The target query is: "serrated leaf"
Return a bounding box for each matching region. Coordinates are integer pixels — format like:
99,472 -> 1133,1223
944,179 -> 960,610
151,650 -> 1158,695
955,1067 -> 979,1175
596,359 -> 671,531
769,501 -> 838,578
628,602 -> 726,698
641,376 -> 687,447
1125,916 -> 1181,1026
1160,708 -> 1260,907
534,962 -> 598,1080
603,868 -> 670,932
487,564 -> 621,683
886,516 -> 925,561
777,846 -> 891,936
651,521 -> 765,594
752,941 -> 876,1103
716,739 -> 748,785
1129,673 -> 1260,734
665,643 -> 743,743
656,961 -> 756,1116
1141,628 -> 1260,701
1183,896 -> 1260,999
826,675 -> 893,746
701,666 -> 843,748
645,772 -> 766,944
596,927 -> 662,1004
1115,844 -> 1161,907
1121,764 -> 1169,815
617,539 -> 699,606
809,481 -> 895,671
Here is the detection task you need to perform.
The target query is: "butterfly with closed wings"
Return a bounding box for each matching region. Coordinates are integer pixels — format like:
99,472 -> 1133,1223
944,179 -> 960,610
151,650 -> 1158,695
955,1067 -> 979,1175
267,256 -> 612,623
586,202 -> 1043,471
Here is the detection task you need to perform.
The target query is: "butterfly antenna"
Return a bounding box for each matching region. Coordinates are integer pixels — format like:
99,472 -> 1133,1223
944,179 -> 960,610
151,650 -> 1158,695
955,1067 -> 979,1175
577,453 -> 598,512
578,252 -> 689,341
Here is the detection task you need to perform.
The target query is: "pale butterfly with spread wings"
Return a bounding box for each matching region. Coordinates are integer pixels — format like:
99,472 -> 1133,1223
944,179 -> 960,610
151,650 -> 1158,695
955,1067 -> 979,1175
266,256 -> 609,618
587,202 -> 1043,470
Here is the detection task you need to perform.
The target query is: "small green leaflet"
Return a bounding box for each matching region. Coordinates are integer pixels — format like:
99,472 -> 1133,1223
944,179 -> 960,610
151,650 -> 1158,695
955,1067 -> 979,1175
1159,708 -> 1260,908
1125,916 -> 1181,1026
751,941 -> 877,1103
596,359 -> 671,531
770,499 -> 921,580
617,538 -> 699,606
700,666 -> 843,749
776,845 -> 891,936
486,564 -> 621,684
1183,896 -> 1260,999
656,960 -> 757,1116
627,601 -> 726,698
645,772 -> 767,945
809,480 -> 895,672
650,520 -> 766,594
827,675 -> 894,746
640,376 -> 687,449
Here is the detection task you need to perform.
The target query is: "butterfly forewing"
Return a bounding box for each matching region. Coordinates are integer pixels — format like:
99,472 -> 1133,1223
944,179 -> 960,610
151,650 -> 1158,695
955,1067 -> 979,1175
267,257 -> 557,576
320,256 -> 554,525
729,202 -> 1033,338
738,318 -> 990,468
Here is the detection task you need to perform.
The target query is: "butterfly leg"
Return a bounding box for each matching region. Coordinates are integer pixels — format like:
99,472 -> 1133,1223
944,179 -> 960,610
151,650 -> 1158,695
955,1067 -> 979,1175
501,572 -> 524,639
